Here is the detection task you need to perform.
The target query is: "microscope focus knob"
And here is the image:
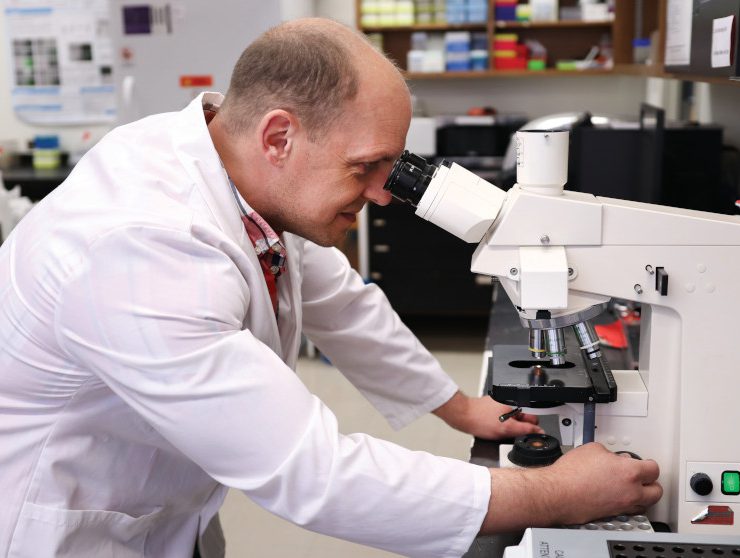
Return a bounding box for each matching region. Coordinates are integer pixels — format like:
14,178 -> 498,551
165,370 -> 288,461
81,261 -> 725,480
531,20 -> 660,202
690,473 -> 714,496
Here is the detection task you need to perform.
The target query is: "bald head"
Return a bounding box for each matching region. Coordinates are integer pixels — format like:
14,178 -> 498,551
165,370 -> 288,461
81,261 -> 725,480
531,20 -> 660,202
220,18 -> 408,142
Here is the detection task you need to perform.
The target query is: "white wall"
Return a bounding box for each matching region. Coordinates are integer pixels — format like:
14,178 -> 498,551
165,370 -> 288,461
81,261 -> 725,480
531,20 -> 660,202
408,75 -> 647,121
317,0 -> 355,25
279,0 -> 317,21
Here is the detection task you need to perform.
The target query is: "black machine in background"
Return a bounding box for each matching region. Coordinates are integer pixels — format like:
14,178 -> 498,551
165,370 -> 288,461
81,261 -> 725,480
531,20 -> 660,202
568,104 -> 735,214
435,115 -> 527,183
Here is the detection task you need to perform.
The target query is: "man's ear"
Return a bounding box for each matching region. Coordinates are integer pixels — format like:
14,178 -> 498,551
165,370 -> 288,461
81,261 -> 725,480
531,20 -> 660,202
258,109 -> 298,166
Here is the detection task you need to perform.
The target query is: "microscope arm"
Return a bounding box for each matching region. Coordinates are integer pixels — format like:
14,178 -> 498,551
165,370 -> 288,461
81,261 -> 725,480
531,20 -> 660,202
471,185 -> 740,316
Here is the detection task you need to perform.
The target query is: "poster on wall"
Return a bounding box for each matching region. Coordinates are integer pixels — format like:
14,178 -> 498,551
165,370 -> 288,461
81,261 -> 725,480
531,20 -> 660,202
4,0 -> 116,125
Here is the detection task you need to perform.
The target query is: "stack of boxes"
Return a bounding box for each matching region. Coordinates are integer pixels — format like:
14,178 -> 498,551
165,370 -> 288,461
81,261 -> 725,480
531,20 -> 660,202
469,32 -> 489,70
413,0 -> 447,23
492,32 -> 526,70
360,0 -> 489,26
406,32 -> 446,72
360,0 -> 415,27
408,30 -> 488,73
466,0 -> 488,23
444,31 -> 470,70
445,0 -> 488,24
529,0 -> 558,21
493,0 -> 518,22
494,1 -> 533,22
445,0 -> 467,23
444,31 -> 489,72
492,34 -> 548,70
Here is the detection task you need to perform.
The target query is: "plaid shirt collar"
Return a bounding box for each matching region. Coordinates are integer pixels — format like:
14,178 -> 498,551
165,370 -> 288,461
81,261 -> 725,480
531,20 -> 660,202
227,177 -> 287,277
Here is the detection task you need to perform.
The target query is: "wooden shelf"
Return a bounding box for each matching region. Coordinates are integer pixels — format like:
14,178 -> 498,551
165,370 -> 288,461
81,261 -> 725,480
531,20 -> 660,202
403,66 -> 740,84
659,72 -> 740,85
494,20 -> 614,30
403,71 -> 495,79
362,23 -> 487,33
404,68 -> 615,79
356,0 -> 734,81
358,1 -> 739,85
612,63 -> 663,76
612,64 -> 740,84
361,21 -> 613,32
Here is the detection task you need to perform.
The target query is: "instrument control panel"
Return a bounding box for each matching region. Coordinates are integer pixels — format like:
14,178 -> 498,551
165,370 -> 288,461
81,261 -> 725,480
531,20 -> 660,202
686,462 -> 740,502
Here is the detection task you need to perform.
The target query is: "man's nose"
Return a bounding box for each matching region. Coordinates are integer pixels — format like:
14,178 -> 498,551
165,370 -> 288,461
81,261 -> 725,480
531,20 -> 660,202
364,176 -> 393,206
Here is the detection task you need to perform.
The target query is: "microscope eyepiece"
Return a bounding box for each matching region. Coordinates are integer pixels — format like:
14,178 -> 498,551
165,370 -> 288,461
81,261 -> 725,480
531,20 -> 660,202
383,150 -> 440,207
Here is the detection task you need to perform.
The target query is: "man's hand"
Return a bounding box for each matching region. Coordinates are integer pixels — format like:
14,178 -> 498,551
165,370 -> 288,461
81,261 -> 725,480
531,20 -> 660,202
480,442 -> 663,533
433,391 -> 543,440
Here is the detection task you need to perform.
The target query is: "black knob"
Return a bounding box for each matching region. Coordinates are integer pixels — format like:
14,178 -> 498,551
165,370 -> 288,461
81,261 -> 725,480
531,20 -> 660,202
508,434 -> 563,467
690,473 -> 714,496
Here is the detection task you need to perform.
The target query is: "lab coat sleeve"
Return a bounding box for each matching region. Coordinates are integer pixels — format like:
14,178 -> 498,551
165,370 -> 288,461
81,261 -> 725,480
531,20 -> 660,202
54,225 -> 491,558
300,241 -> 460,430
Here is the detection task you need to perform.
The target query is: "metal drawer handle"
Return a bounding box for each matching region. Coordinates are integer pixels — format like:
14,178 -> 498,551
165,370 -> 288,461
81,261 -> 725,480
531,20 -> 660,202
373,244 -> 391,253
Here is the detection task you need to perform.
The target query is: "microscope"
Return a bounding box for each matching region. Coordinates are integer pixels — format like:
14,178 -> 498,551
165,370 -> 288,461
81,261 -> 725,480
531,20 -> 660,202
383,130 -> 740,537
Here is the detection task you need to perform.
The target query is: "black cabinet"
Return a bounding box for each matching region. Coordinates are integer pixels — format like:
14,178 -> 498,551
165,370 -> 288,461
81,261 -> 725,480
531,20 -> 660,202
366,202 -> 493,317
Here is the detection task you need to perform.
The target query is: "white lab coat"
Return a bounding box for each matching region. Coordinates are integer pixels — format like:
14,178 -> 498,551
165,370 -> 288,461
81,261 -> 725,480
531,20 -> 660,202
0,93 -> 491,558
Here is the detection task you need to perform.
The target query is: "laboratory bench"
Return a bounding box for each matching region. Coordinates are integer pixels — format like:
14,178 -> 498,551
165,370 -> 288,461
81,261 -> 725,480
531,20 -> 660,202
2,165 -> 72,202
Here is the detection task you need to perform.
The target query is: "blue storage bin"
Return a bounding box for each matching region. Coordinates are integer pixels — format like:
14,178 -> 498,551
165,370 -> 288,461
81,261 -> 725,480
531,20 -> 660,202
495,5 -> 517,20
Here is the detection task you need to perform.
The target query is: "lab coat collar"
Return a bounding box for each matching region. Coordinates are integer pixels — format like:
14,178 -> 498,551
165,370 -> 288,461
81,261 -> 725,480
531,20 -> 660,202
170,92 -> 246,245
169,92 -> 301,363
170,93 -> 282,349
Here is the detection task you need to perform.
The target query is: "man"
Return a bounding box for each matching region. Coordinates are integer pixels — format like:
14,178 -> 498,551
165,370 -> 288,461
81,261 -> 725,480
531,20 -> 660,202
0,18 -> 661,558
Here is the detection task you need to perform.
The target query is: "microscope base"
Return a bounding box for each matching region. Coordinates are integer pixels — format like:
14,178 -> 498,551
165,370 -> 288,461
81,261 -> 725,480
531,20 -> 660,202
504,528 -> 740,558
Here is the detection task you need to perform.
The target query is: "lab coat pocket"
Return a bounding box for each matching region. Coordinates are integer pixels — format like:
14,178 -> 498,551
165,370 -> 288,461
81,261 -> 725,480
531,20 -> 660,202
9,502 -> 164,558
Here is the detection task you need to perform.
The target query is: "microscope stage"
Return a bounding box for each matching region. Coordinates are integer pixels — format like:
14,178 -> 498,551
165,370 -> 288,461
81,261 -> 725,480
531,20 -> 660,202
489,345 -> 617,408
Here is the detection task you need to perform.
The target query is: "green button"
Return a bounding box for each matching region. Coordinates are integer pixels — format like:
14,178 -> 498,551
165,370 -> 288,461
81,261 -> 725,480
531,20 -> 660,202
722,471 -> 740,495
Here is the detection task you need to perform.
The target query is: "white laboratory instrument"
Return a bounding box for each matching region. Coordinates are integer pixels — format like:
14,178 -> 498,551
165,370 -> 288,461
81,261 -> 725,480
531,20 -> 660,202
383,131 -> 740,536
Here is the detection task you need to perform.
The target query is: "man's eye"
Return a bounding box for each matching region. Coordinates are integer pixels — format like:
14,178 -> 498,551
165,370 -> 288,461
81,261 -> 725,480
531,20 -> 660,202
357,162 -> 378,175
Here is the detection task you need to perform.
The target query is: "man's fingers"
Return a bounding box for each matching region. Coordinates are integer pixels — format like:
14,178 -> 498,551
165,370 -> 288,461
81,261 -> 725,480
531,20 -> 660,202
641,482 -> 663,506
514,413 -> 540,425
504,421 -> 544,437
638,459 -> 660,484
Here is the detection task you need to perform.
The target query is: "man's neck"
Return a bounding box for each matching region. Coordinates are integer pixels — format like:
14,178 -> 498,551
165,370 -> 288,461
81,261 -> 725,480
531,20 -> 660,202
207,114 -> 280,232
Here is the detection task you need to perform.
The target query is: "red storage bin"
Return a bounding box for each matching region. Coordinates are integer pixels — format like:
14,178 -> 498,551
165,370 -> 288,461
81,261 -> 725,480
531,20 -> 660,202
494,57 -> 527,70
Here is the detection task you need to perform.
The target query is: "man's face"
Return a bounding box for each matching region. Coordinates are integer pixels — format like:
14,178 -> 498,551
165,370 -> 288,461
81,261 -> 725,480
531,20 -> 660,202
265,85 -> 411,247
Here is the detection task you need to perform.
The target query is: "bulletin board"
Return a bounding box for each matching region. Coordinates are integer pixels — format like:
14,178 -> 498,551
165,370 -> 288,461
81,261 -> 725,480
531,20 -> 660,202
3,0 -> 116,125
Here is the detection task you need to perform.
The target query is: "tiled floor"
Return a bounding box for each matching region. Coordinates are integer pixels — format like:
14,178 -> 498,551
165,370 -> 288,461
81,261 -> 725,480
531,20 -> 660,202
220,319 -> 489,558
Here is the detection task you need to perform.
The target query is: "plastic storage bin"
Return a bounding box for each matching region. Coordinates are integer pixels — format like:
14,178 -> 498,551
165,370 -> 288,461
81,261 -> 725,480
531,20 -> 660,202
632,38 -> 651,64
32,136 -> 61,170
